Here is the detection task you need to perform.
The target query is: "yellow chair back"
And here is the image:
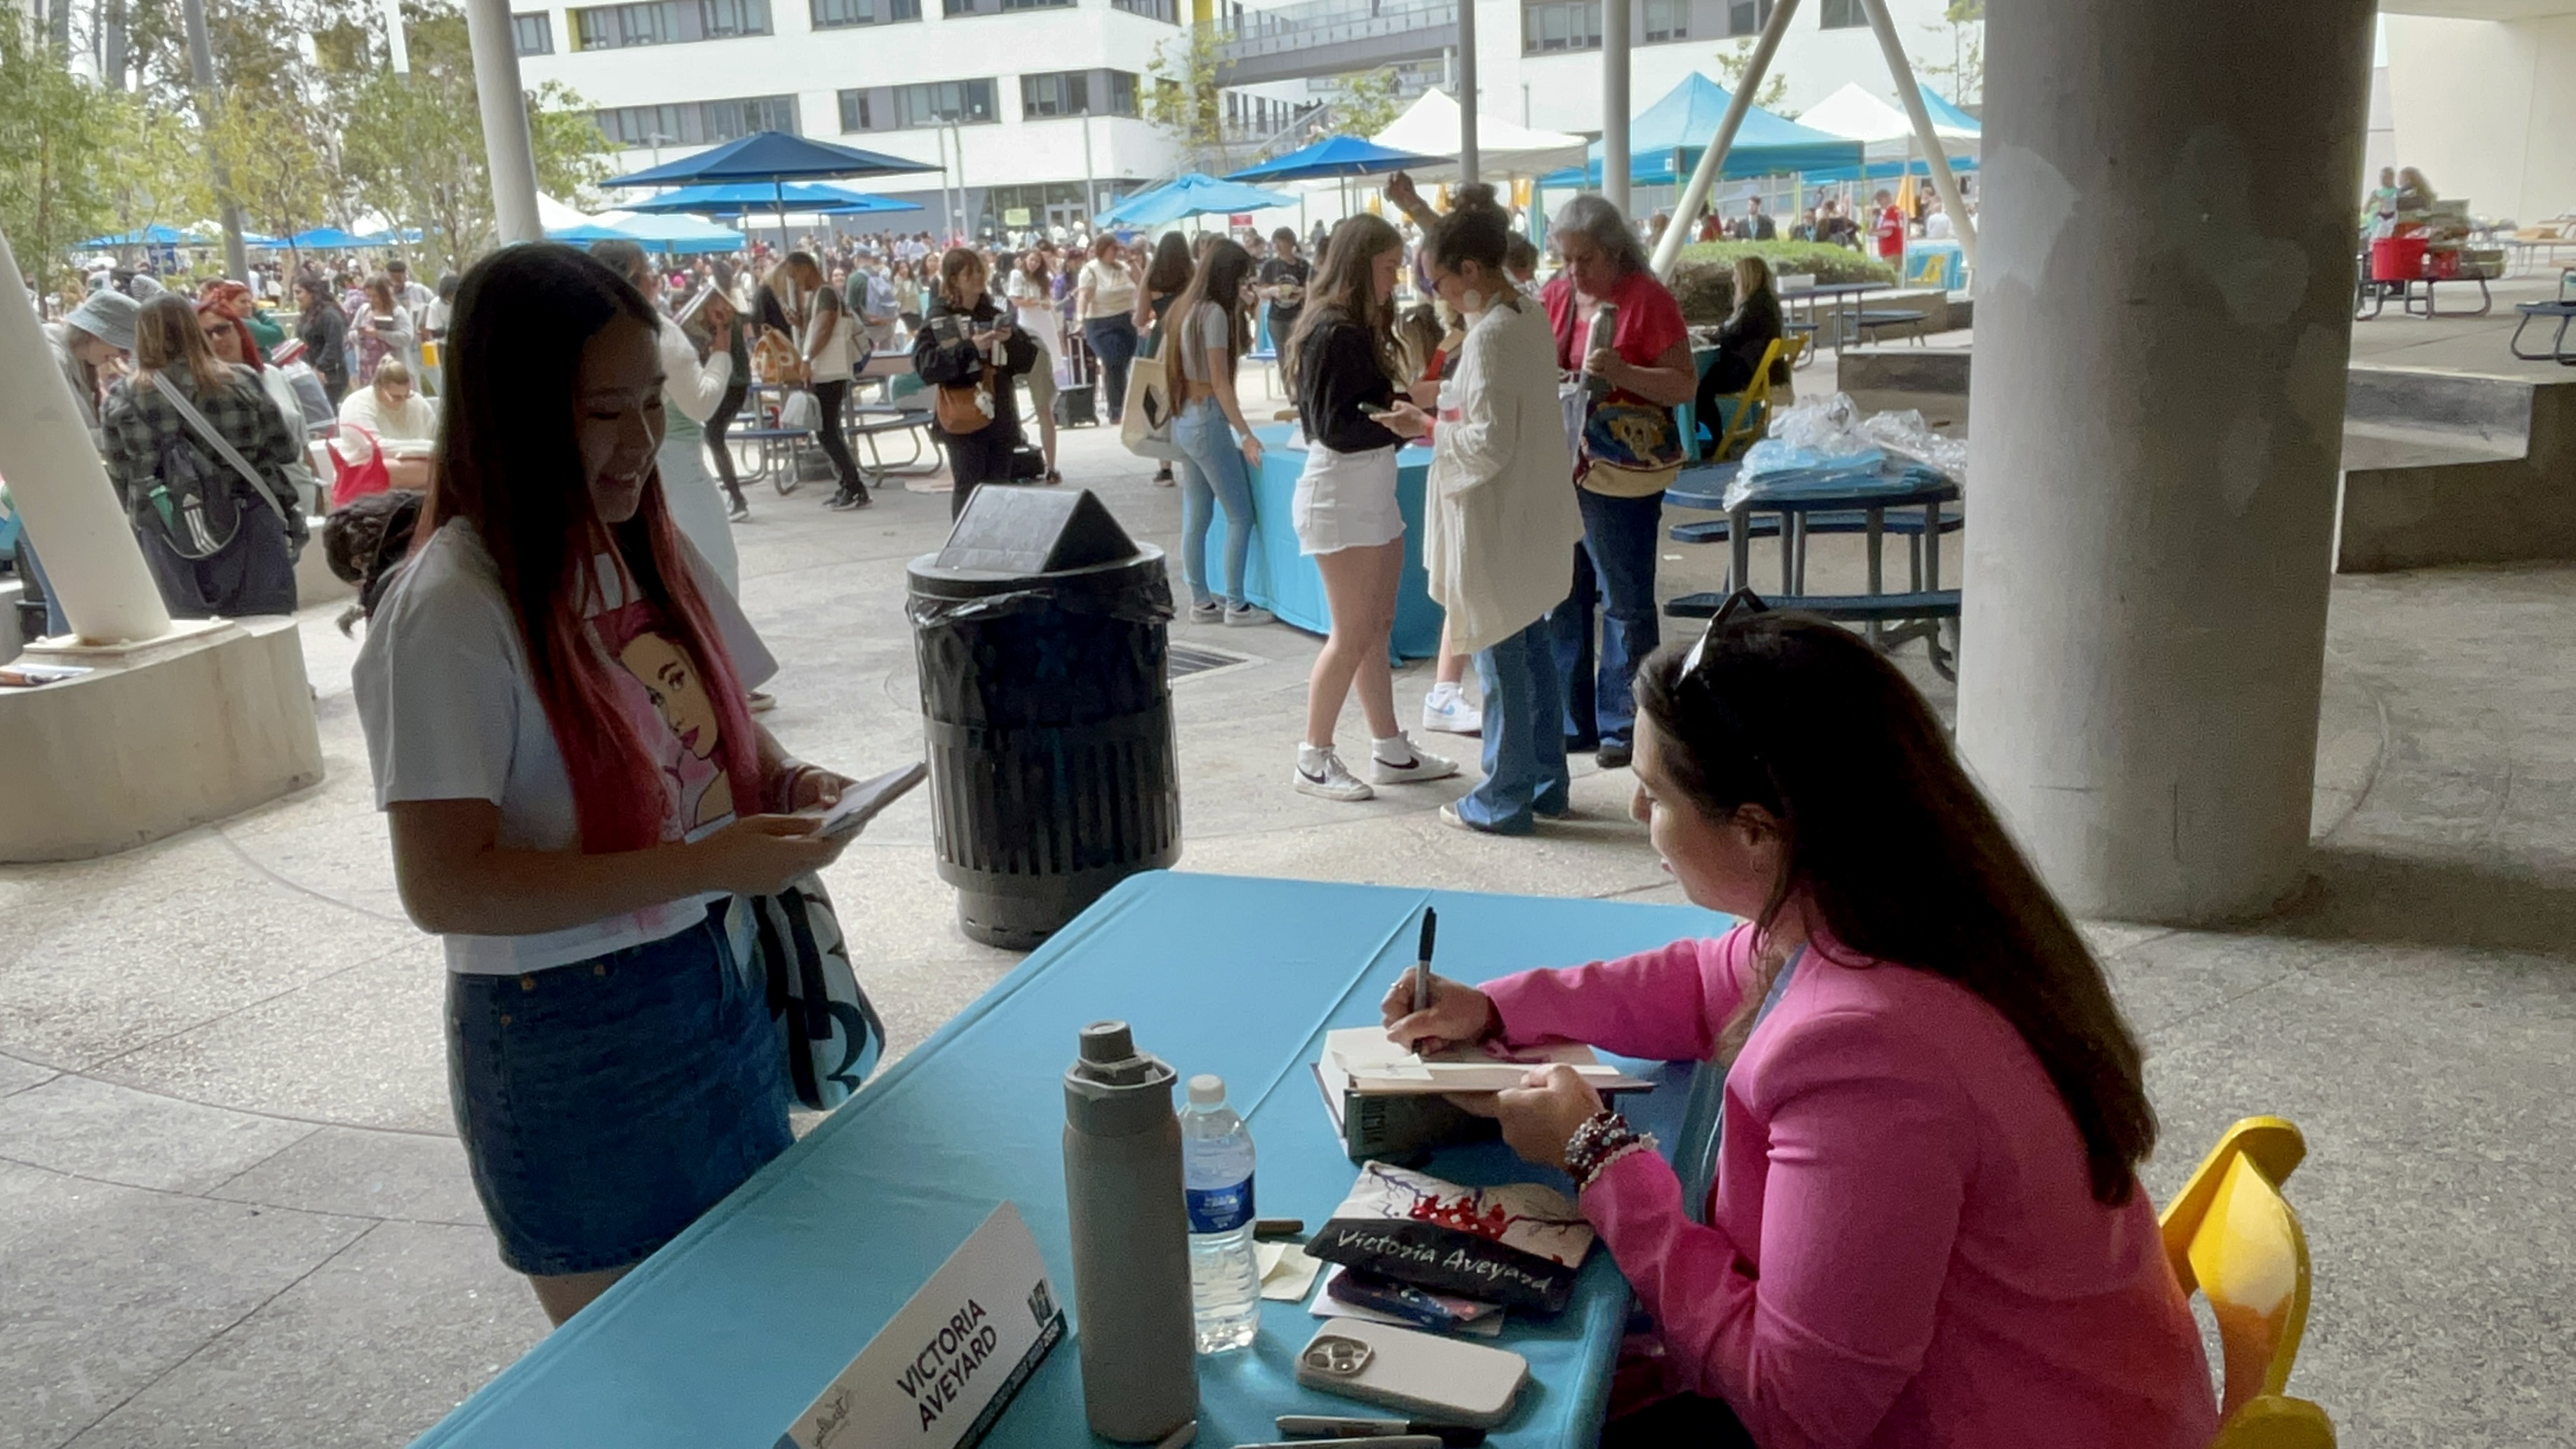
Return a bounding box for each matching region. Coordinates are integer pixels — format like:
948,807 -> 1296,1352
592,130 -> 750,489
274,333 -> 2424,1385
2157,1116 -> 2337,1449
1711,336 -> 1792,464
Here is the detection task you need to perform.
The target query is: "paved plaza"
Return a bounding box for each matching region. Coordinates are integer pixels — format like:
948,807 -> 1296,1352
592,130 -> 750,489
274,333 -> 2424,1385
5,337 -> 2574,1446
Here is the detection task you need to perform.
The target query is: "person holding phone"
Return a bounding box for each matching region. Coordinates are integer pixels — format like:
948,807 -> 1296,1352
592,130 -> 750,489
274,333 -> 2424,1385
914,247 -> 1038,519
354,244 -> 864,1327
1282,215 -> 1457,803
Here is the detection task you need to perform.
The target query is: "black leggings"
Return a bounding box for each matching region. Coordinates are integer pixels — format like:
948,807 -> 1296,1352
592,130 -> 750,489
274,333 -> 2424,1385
941,426 -> 1018,520
707,384 -> 748,502
811,379 -> 864,494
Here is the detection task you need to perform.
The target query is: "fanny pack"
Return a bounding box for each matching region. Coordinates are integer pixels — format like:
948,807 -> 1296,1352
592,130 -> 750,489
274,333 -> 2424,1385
1555,297 -> 1682,498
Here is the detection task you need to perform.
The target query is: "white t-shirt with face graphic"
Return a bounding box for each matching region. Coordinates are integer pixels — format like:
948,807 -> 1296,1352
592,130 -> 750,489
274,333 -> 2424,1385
354,518 -> 779,975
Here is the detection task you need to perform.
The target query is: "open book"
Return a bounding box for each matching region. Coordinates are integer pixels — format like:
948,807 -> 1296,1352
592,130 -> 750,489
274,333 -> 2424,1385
1313,1027 -> 1654,1160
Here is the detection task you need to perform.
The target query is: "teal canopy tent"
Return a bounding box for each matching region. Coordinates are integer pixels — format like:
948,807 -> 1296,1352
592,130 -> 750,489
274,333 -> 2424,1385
1541,74 -> 1862,189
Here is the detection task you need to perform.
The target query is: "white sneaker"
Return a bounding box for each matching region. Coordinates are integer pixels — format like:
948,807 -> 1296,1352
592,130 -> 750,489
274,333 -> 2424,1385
1421,688 -> 1484,736
1187,600 -> 1223,624
1370,733 -> 1461,785
1294,746 -> 1375,802
1224,602 -> 1275,626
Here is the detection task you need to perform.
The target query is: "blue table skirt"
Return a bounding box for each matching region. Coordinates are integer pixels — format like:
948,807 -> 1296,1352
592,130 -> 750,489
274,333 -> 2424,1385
1208,424 -> 1447,661
411,872 -> 1729,1449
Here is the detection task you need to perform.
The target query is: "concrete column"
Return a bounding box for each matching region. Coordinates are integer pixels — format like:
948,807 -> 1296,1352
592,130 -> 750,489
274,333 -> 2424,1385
1600,0 -> 1630,215
462,0 -> 544,245
0,226 -> 173,646
1957,0 -> 2375,921
1456,0 -> 1479,184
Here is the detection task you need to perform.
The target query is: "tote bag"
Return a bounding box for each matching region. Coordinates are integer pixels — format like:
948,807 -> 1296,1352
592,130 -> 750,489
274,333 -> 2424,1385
1119,346 -> 1181,461
740,875 -> 885,1112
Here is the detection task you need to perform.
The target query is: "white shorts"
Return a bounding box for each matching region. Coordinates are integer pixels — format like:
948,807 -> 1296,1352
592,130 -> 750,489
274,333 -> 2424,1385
1292,443 -> 1403,555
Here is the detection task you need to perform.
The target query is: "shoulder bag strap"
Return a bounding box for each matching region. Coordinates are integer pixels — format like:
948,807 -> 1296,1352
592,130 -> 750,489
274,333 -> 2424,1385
152,372 -> 289,523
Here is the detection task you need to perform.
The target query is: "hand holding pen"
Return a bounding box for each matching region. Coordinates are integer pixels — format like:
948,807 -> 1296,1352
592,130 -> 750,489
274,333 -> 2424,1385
1381,908 -> 1501,1055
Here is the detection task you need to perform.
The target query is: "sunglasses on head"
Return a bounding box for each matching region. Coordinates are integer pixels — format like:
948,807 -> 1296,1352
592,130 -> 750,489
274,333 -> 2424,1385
1680,588 -> 1769,676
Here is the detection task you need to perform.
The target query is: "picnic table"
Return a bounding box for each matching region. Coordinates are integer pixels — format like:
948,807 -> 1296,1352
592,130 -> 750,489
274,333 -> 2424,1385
1664,459 -> 1962,678
1779,281 -> 1927,352
407,872 -> 1727,1449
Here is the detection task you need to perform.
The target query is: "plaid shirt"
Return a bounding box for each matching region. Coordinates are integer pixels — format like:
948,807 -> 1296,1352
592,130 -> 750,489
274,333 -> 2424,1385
99,363 -> 302,515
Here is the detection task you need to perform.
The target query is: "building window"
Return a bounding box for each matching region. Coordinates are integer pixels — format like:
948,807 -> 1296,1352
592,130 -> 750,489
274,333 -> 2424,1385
1111,0 -> 1174,20
1818,0 -> 1865,27
1021,69 -> 1142,119
512,11 -> 554,52
941,0 -> 1069,15
1724,0 -> 1771,37
1642,0 -> 1685,41
811,0 -> 917,25
596,93 -> 798,146
840,79 -> 1000,130
1522,0 -> 1599,53
571,0 -> 771,48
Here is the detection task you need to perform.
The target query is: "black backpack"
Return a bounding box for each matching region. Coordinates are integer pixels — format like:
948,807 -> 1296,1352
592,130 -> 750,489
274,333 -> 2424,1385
140,432 -> 248,560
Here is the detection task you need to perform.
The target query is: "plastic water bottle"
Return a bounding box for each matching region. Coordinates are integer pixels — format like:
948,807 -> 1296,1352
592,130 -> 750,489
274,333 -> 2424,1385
1180,1073 -> 1261,1354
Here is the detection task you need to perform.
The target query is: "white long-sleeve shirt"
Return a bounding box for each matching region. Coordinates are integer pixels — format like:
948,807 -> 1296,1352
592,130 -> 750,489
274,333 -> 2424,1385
657,316 -> 733,442
1423,298 -> 1586,654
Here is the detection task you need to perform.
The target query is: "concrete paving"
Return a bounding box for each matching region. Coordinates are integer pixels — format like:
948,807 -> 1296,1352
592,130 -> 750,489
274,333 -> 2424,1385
4,365 -> 2571,1448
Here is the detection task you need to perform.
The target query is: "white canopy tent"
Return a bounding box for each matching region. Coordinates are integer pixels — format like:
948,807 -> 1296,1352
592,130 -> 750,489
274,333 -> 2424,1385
1796,83 -> 1980,156
1371,90 -> 1588,180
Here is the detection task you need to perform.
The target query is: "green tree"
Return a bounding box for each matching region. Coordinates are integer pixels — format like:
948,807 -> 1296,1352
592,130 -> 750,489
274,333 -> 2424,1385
1143,25 -> 1231,166
1713,38 -> 1791,115
0,19 -> 122,270
1334,68 -> 1403,139
208,83 -> 344,252
340,6 -> 608,267
1919,0 -> 1984,109
102,95 -> 216,241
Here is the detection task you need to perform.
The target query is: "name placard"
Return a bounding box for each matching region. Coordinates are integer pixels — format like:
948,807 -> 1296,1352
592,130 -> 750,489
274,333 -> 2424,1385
776,1202 -> 1067,1449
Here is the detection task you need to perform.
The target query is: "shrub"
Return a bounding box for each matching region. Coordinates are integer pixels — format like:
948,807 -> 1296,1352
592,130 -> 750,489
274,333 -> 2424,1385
1668,241 -> 1898,323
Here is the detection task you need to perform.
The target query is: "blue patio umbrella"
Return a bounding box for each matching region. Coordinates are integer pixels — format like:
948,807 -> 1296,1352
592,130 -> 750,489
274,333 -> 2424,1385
602,131 -> 939,243
75,224 -> 204,248
1223,135 -> 1448,184
597,211 -> 748,254
545,222 -> 644,245
284,226 -> 371,249
620,182 -> 922,217
1095,173 -> 1298,229
1541,74 -> 1863,189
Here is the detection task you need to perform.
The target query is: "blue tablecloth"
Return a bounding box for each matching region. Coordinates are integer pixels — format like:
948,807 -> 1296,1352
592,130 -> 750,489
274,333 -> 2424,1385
1209,424 -> 1447,660
411,872 -> 1727,1449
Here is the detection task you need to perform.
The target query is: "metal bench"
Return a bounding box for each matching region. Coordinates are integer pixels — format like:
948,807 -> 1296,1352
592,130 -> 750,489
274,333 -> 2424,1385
1851,309 -> 1931,345
2509,299 -> 2576,365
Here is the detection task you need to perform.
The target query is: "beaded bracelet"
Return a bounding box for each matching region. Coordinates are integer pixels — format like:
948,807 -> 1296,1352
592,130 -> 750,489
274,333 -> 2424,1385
768,760 -> 817,816
1564,1109 -> 1655,1192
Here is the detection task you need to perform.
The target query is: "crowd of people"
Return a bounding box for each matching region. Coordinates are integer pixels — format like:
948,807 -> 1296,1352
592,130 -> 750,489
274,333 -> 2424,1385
288,183 -> 2225,1449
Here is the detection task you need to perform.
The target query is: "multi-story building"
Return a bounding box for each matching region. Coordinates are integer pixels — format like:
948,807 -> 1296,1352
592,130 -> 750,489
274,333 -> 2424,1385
509,0 -> 1195,236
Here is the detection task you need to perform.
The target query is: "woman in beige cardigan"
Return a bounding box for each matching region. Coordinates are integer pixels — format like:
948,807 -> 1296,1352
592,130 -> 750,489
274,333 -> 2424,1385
1386,187 -> 1587,835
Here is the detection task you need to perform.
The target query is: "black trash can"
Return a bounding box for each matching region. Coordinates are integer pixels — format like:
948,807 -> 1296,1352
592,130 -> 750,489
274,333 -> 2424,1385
908,487 -> 1181,949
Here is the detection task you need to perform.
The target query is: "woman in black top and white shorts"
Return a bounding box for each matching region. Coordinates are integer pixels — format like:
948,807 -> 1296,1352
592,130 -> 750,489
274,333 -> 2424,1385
1282,215 -> 1458,802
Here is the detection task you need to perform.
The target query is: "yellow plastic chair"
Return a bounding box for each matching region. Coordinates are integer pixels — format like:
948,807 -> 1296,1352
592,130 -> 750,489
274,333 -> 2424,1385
1710,336 -> 1804,464
2157,1116 -> 2337,1449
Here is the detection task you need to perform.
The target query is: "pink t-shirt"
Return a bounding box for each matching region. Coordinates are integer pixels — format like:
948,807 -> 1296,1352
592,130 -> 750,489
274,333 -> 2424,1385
1482,924 -> 2218,1449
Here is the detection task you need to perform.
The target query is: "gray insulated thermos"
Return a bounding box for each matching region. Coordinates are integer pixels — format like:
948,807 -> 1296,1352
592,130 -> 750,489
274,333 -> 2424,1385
1062,1020 -> 1198,1443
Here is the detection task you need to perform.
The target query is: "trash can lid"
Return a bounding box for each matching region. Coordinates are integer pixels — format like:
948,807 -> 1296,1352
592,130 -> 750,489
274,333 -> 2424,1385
934,487 -> 1138,576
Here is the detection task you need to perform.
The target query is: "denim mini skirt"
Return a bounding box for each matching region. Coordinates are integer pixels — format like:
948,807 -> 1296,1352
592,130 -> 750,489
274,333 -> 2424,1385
445,906 -> 792,1277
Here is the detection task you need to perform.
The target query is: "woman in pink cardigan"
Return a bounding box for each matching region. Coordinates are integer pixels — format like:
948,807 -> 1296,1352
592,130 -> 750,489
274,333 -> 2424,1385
1384,612 -> 2218,1449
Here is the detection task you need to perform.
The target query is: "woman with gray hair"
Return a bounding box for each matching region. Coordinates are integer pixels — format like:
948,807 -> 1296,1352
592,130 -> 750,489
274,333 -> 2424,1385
1542,193 -> 1697,772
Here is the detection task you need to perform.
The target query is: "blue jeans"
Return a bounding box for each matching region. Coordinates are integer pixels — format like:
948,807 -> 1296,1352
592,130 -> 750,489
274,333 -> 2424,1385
1084,316 -> 1140,422
1551,487 -> 1665,751
1171,398 -> 1256,609
1458,616 -> 1570,835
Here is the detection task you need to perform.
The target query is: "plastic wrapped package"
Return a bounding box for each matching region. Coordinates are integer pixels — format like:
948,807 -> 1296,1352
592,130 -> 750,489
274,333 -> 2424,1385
1858,409 -> 1970,486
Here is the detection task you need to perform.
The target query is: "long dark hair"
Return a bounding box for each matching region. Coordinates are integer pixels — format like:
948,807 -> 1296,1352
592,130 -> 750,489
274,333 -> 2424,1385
1287,213 -> 1405,394
1634,616 -> 2158,1206
1169,238 -> 1255,378
1143,230 -> 1193,297
420,243 -> 762,854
